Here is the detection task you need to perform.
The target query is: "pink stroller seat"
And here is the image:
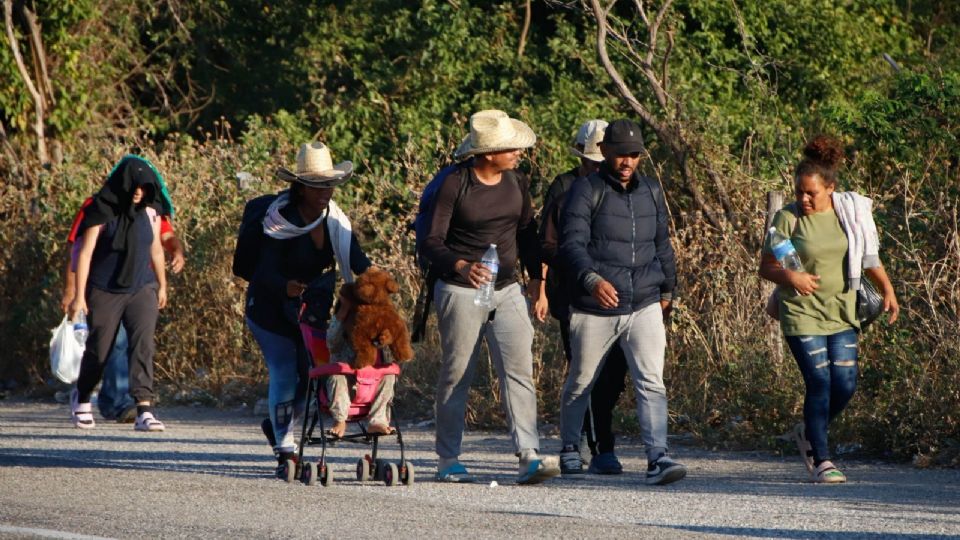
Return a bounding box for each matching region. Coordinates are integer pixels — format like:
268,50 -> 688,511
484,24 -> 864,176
309,362 -> 401,420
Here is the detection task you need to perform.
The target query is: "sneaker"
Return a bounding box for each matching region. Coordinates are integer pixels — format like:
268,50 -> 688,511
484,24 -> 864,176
518,456 -> 561,485
811,460 -> 846,484
792,422 -> 815,474
134,411 -> 165,432
645,455 -> 687,485
115,405 -> 137,424
70,389 -> 96,430
435,462 -> 475,483
588,452 -> 623,475
559,447 -> 585,476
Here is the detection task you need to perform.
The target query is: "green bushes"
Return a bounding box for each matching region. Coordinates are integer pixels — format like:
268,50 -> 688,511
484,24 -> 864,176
2,1 -> 959,464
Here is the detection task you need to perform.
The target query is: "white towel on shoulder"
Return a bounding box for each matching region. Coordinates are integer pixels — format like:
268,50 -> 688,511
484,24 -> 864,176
832,191 -> 880,289
262,193 -> 358,284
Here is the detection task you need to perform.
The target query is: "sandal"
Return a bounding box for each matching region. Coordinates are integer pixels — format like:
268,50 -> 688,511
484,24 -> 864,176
134,411 -> 165,432
792,422 -> 815,473
70,389 -> 95,430
435,462 -> 475,483
812,460 -> 846,484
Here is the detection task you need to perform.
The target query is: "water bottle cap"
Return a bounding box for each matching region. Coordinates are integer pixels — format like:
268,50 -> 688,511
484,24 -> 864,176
490,244 -> 497,248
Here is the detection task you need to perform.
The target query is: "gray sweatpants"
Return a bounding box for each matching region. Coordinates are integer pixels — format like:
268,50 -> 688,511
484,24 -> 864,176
560,302 -> 669,459
434,281 -> 541,459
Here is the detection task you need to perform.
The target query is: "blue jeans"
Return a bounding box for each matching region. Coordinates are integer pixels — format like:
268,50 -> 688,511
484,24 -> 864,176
246,318 -> 309,454
97,324 -> 136,419
786,329 -> 859,462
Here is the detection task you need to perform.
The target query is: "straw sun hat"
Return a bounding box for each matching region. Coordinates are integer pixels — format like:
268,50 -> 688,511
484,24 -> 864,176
571,119 -> 608,163
454,110 -> 537,160
276,142 -> 353,188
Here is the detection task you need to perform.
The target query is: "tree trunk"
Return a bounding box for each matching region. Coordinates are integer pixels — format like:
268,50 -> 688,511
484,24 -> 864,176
3,0 -> 48,165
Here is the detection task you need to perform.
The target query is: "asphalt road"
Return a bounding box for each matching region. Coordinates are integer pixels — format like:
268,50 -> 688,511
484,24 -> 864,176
0,400 -> 958,539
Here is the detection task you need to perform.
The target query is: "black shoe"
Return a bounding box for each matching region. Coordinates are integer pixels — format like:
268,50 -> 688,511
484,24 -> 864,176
645,455 -> 687,485
559,445 -> 585,475
115,405 -> 138,424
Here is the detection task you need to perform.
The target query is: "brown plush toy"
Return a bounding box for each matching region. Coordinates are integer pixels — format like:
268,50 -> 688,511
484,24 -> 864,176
348,267 -> 415,368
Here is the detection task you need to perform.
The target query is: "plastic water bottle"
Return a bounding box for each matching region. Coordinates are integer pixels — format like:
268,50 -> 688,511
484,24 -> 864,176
473,244 -> 499,308
73,311 -> 89,345
767,227 -> 804,271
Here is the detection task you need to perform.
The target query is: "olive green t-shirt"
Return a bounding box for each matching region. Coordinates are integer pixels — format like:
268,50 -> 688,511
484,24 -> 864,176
765,203 -> 859,336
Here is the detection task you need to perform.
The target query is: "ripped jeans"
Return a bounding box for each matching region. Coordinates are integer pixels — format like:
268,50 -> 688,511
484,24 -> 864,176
246,318 -> 309,454
786,329 -> 859,463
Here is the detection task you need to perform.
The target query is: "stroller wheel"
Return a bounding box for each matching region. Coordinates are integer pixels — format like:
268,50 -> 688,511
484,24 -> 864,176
280,459 -> 296,483
401,461 -> 415,486
384,462 -> 399,487
357,458 -> 371,482
321,462 -> 335,486
374,458 -> 388,481
302,462 -> 318,486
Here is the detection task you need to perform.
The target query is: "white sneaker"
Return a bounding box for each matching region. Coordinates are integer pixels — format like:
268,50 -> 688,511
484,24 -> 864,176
134,411 -> 165,432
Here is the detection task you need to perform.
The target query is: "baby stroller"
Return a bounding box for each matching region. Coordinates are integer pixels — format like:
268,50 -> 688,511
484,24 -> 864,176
285,355 -> 415,487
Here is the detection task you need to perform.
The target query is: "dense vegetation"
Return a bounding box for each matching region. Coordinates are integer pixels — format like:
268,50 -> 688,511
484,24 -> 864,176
2,0 -> 957,465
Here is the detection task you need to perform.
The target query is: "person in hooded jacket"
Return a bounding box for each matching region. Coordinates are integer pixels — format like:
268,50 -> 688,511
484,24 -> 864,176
69,156 -> 169,432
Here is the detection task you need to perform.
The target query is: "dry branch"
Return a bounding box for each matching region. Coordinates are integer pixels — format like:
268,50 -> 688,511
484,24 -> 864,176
3,0 -> 47,164
518,0 -> 532,58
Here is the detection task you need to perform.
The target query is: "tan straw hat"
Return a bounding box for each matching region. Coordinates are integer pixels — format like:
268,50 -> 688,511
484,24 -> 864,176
276,142 -> 353,188
571,119 -> 608,163
453,110 -> 537,160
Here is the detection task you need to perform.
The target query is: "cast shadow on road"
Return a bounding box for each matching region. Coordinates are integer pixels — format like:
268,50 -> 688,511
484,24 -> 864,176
0,431 -> 265,447
645,523 -> 960,539
447,455 -> 960,515
0,432 -> 440,482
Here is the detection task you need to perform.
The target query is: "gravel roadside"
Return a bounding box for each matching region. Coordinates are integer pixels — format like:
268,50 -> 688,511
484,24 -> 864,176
0,400 -> 958,539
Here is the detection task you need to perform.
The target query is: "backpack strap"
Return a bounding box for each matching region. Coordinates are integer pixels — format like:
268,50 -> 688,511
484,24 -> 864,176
587,175 -> 606,221
586,174 -> 662,221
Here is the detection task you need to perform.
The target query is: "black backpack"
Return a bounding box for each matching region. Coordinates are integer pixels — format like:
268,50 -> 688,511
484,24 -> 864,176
409,165 -> 471,342
232,191 -> 285,281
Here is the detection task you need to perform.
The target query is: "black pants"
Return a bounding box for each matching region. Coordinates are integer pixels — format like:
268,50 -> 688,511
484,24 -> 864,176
559,317 -> 627,455
76,285 -> 159,403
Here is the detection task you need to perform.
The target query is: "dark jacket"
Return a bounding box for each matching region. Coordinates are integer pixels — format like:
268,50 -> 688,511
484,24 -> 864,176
539,168 -> 579,320
559,164 -> 676,316
245,205 -> 371,338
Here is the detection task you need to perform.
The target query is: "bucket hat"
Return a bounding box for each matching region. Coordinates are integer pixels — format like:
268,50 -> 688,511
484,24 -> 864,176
571,119 -> 608,163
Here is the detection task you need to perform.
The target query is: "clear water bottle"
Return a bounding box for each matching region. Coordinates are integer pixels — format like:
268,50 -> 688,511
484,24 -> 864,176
73,311 -> 89,345
767,227 -> 804,271
473,244 -> 499,308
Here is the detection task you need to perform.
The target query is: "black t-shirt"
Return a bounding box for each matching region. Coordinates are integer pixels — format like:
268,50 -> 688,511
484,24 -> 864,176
423,165 -> 541,289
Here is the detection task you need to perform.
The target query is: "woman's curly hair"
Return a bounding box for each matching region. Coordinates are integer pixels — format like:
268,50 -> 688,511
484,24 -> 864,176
796,135 -> 845,187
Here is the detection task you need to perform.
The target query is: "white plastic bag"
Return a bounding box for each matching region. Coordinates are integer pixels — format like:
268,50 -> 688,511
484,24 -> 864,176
50,315 -> 84,383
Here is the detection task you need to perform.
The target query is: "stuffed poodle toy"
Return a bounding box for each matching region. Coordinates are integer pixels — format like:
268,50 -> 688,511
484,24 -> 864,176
343,267 -> 415,368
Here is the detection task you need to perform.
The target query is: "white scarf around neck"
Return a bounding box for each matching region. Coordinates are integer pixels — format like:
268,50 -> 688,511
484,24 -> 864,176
262,192 -> 357,283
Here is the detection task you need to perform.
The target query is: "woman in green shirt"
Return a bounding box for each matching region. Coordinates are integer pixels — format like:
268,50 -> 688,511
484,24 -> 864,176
760,136 -> 899,483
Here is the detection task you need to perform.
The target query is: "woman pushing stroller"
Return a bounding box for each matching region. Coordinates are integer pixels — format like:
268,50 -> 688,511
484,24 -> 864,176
243,142 -> 371,477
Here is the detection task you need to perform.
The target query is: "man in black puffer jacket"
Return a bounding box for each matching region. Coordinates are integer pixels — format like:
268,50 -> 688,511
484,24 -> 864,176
557,119 -> 687,486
